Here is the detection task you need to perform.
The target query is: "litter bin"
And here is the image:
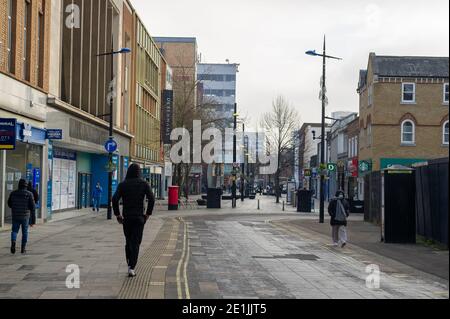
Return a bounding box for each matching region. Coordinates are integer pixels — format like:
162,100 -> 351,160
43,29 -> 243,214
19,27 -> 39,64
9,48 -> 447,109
350,200 -> 364,214
168,186 -> 179,211
297,190 -> 313,213
207,188 -> 222,209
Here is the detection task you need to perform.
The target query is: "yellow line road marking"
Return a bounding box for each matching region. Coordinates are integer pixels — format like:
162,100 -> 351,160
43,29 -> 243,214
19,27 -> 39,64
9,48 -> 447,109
176,217 -> 191,299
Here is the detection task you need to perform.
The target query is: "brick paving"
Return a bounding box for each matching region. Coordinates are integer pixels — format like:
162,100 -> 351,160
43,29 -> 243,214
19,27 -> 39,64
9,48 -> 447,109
0,196 -> 448,299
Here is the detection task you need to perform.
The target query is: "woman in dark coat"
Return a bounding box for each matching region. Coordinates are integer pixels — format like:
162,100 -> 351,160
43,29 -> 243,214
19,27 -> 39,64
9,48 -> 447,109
328,190 -> 350,247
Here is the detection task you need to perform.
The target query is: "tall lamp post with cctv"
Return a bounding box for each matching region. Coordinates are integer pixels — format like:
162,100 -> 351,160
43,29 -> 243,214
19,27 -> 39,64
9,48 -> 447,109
232,104 -> 239,208
306,36 -> 342,224
96,47 -> 131,220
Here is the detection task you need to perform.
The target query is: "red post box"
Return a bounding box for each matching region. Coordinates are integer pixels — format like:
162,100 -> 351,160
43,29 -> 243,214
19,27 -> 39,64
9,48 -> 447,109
168,186 -> 179,211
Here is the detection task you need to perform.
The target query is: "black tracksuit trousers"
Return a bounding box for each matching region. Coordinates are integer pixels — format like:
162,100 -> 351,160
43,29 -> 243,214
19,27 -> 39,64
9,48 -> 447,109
123,216 -> 146,270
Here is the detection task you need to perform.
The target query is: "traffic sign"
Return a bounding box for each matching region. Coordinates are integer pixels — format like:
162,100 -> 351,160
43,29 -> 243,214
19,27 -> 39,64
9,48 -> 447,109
104,138 -> 118,153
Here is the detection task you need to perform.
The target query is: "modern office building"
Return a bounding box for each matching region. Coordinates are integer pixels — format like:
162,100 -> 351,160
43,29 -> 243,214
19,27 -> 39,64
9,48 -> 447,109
197,63 -> 239,189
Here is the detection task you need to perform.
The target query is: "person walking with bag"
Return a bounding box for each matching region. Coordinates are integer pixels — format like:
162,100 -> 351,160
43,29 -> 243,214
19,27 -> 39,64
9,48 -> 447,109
27,181 -> 39,227
112,164 -> 155,277
8,179 -> 36,254
328,190 -> 350,247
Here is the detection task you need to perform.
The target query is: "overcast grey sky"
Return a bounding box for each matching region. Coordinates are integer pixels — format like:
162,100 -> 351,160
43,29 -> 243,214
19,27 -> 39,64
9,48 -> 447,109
131,0 -> 449,127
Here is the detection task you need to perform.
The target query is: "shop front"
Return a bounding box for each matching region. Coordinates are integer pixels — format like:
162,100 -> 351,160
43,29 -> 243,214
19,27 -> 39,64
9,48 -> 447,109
46,107 -> 132,212
1,122 -> 47,225
347,157 -> 359,200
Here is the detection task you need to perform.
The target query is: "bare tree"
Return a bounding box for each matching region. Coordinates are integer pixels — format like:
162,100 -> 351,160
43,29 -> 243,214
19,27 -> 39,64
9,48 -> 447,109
168,51 -> 231,198
260,95 -> 300,203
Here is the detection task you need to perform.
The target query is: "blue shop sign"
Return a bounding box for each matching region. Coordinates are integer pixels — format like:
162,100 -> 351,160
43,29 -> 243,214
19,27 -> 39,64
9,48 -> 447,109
0,118 -> 17,150
46,129 -> 63,140
15,122 -> 46,145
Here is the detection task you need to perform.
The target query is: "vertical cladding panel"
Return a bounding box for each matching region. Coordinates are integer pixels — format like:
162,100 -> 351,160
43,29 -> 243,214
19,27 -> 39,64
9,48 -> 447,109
81,0 -> 91,113
104,5 -> 112,124
89,0 -> 99,116
71,0 -> 82,109
61,0 -> 73,103
97,0 -> 106,119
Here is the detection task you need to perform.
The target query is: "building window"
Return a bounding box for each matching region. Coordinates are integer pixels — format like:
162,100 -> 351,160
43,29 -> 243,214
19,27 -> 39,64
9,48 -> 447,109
443,121 -> 449,145
444,83 -> 449,104
226,74 -> 236,82
37,11 -> 44,87
401,120 -> 415,145
23,0 -> 32,81
367,124 -> 372,146
368,85 -> 373,106
402,83 -> 416,103
6,0 -> 16,73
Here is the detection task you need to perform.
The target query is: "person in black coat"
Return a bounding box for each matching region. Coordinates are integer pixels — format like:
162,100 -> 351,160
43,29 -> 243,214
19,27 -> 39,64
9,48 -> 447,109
27,181 -> 39,227
328,190 -> 350,247
8,179 -> 36,254
112,164 -> 155,277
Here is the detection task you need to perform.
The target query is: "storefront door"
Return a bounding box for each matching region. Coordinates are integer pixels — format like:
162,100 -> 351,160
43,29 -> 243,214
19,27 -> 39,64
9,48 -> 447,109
77,173 -> 92,209
4,142 -> 42,223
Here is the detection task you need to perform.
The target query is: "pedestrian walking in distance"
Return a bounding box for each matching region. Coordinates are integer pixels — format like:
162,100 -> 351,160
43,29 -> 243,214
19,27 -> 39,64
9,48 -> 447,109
328,190 -> 350,248
92,182 -> 103,212
8,179 -> 36,254
112,164 -> 155,277
27,181 -> 39,227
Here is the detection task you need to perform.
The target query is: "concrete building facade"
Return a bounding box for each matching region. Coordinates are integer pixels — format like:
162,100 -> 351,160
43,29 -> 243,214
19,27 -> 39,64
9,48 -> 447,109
45,0 -> 133,214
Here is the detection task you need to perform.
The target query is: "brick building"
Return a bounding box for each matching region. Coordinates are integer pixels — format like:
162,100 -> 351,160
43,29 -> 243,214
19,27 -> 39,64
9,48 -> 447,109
357,53 -> 449,174
0,0 -> 52,228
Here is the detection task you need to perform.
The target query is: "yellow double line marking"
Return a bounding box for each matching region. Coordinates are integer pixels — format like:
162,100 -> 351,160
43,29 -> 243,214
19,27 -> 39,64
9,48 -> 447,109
176,217 -> 191,299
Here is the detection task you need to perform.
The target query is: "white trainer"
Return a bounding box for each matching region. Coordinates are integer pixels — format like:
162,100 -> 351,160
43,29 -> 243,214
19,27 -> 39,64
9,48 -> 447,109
128,268 -> 136,277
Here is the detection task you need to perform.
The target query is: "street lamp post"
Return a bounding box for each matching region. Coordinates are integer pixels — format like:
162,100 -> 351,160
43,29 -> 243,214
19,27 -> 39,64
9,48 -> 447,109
241,123 -> 245,202
306,36 -> 342,224
232,103 -> 238,208
96,46 -> 131,220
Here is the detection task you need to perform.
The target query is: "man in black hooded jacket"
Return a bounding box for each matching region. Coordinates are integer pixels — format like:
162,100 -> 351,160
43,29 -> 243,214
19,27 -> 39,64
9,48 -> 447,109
112,164 -> 155,277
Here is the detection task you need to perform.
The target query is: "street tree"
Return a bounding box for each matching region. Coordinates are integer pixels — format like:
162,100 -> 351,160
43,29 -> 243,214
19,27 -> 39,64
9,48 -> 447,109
260,95 -> 300,203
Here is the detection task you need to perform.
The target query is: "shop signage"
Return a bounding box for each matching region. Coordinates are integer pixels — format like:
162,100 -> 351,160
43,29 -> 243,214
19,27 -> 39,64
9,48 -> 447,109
348,158 -> 358,177
21,123 -> 33,143
304,169 -> 312,177
0,118 -> 17,150
162,90 -> 174,145
359,160 -> 372,174
327,163 -> 337,172
46,129 -> 63,140
53,148 -> 77,160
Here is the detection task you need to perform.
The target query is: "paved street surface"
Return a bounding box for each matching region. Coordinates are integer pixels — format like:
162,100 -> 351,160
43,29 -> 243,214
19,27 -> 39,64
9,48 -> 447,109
0,196 -> 448,299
